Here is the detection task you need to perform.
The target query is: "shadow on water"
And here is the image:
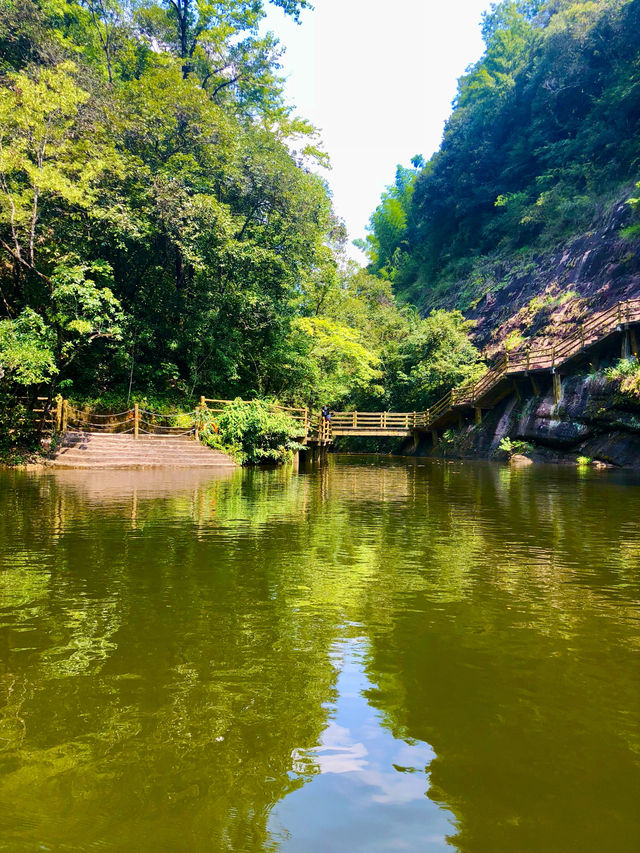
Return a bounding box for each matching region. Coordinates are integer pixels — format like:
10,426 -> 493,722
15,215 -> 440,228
0,457 -> 639,850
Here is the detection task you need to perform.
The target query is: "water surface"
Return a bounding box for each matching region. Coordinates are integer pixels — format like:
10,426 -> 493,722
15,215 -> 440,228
0,458 -> 639,851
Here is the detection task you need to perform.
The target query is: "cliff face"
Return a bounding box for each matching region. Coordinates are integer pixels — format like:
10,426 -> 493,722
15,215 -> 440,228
407,373 -> 640,468
455,195 -> 640,357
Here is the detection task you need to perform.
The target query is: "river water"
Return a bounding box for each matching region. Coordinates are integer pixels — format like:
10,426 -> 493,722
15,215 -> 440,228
0,457 -> 639,851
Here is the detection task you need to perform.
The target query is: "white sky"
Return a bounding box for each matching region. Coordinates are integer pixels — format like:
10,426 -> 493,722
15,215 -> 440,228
263,0 -> 494,259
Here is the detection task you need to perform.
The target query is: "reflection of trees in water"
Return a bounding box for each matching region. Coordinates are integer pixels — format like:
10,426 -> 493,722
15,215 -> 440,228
0,468 -> 340,849
0,462 -> 639,849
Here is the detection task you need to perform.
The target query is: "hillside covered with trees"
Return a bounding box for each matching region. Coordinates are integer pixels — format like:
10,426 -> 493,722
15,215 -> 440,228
363,0 -> 640,327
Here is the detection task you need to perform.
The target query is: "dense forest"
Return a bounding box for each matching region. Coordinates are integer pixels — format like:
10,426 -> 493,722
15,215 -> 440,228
363,0 -> 640,312
1,0 -> 639,445
0,0 -> 482,429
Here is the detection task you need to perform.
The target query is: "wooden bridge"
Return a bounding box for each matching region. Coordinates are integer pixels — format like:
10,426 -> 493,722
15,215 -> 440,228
36,296 -> 640,459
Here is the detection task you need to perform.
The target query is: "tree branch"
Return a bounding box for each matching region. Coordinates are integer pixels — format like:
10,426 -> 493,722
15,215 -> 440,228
0,238 -> 52,285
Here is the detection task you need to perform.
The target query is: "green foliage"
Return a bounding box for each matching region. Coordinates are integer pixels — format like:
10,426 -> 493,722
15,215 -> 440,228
576,455 -> 592,466
498,436 -> 534,456
606,357 -> 640,398
0,308 -> 56,385
287,316 -> 381,408
199,399 -> 302,465
0,0 -> 489,419
364,0 -> 640,304
382,310 -> 485,411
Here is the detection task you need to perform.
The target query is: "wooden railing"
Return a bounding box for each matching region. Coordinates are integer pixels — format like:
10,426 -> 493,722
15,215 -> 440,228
424,297 -> 640,430
329,411 -> 424,431
15,396 -> 55,431
63,403 -> 196,436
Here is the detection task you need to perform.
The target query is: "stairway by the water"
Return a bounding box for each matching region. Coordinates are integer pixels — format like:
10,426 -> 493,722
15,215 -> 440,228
49,432 -> 237,469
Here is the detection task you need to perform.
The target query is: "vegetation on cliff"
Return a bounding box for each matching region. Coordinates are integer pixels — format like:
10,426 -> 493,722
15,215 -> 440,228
363,0 -> 640,313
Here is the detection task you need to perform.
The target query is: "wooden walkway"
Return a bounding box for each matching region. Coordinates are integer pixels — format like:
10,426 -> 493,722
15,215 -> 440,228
33,296 -> 640,454
421,296 -> 640,434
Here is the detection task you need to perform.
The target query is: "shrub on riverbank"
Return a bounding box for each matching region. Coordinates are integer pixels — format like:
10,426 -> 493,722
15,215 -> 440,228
198,400 -> 302,466
606,358 -> 640,399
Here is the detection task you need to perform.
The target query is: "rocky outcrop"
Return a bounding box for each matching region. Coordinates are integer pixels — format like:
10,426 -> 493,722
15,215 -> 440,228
452,192 -> 640,355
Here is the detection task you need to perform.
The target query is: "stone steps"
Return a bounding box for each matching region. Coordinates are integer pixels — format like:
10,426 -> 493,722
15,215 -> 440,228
49,431 -> 236,469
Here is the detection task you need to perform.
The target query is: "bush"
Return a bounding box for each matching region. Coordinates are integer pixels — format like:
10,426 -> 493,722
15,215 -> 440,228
498,437 -> 533,457
606,358 -> 640,397
0,395 -> 43,453
198,399 -> 303,465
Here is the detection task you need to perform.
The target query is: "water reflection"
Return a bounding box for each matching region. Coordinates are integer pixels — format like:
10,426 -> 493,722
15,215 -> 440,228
0,458 -> 639,850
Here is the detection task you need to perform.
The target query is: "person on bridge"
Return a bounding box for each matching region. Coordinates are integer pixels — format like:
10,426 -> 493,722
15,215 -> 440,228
321,405 -> 331,422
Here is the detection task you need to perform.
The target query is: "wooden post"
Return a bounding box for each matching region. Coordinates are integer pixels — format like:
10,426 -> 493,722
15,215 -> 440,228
61,399 -> 68,432
195,403 -> 200,441
530,375 -> 540,396
353,411 -> 357,428
382,411 -> 387,428
425,409 -> 430,428
134,402 -> 139,438
622,329 -> 631,359
526,347 -> 530,371
200,395 -> 206,409
303,407 -> 309,434
475,406 -> 482,425
55,395 -> 63,432
553,373 -> 562,405
580,323 -> 585,348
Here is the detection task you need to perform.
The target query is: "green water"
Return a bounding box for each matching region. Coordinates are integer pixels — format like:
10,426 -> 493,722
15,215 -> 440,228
0,458 -> 639,851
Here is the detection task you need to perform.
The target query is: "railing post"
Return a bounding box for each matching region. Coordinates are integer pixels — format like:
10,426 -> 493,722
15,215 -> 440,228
425,409 -> 430,427
552,346 -> 556,369
61,399 -> 68,432
580,323 -> 585,348
200,395 -> 206,410
353,411 -> 357,429
55,395 -> 63,432
303,407 -> 308,434
526,346 -> 530,371
382,412 -> 387,428
134,402 -> 139,439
